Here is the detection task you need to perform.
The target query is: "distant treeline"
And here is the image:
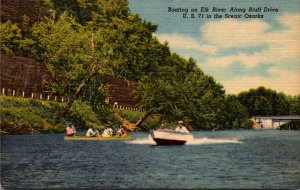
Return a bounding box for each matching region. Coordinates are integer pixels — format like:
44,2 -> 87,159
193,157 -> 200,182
237,86 -> 300,117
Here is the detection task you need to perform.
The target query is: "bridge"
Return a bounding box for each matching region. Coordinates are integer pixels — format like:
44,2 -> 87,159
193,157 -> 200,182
253,116 -> 300,129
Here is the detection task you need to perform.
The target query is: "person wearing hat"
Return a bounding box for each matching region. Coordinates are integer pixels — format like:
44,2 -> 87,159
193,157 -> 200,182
175,121 -> 190,134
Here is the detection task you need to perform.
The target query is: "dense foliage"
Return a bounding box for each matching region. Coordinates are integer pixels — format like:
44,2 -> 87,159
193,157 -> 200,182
0,96 -> 118,134
138,56 -> 221,129
238,87 -> 300,116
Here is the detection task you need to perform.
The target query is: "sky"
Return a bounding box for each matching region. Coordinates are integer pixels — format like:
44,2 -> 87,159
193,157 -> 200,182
128,0 -> 300,95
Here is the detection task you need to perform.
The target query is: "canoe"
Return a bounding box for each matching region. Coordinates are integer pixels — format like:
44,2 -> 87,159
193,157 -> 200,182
64,134 -> 133,140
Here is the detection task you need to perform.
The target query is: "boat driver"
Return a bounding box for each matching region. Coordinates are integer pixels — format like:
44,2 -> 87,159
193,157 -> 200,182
175,121 -> 190,134
156,123 -> 165,131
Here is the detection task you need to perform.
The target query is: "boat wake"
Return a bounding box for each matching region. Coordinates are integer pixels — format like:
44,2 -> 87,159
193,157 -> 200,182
186,137 -> 241,145
126,136 -> 242,145
126,136 -> 156,145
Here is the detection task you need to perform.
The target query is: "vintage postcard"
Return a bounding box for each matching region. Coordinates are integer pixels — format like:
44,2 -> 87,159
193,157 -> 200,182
1,0 -> 300,189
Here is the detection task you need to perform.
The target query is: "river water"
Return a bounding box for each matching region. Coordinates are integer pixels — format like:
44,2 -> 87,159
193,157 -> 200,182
1,130 -> 300,189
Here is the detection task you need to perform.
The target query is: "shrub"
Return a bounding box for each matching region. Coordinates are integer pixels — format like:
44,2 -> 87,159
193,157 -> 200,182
113,108 -> 144,123
0,96 -> 112,134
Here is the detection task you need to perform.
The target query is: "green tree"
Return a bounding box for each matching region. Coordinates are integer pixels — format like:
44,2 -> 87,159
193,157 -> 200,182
289,95 -> 300,115
238,86 -> 299,116
46,0 -> 129,24
136,53 -> 227,130
0,19 -> 35,56
29,0 -> 164,117
31,12 -> 109,116
0,20 -> 22,54
222,95 -> 252,129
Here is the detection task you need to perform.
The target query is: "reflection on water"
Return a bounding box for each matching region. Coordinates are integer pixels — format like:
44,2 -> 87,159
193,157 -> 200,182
1,130 -> 300,189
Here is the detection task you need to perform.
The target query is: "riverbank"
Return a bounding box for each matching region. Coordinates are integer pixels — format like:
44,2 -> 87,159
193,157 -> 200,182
0,96 -> 111,135
0,96 -> 149,135
1,96 -> 299,135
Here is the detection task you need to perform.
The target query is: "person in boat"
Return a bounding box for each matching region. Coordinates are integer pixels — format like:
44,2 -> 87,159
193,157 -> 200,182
175,121 -> 190,134
108,127 -> 113,135
86,126 -> 99,137
102,126 -> 114,137
66,124 -> 77,136
116,125 -> 127,136
156,123 -> 166,131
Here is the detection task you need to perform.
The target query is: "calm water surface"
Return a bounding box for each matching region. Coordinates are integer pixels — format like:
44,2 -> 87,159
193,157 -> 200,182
1,130 -> 300,189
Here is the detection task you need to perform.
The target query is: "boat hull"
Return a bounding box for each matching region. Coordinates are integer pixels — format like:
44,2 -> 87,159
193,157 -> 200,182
152,138 -> 187,145
64,134 -> 133,140
150,129 -> 193,146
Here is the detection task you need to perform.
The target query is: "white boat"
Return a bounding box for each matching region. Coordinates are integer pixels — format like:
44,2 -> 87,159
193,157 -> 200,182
149,129 -> 194,145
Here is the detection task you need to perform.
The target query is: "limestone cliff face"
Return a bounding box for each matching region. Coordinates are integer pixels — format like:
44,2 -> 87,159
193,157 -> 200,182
104,75 -> 140,108
0,53 -> 140,107
0,53 -> 52,95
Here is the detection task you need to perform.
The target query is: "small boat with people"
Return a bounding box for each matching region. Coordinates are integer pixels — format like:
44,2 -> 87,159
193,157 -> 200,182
64,133 -> 133,141
65,124 -> 133,140
149,121 -> 194,145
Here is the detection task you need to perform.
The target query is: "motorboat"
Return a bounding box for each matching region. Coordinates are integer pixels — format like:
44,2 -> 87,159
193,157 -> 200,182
149,129 -> 194,145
